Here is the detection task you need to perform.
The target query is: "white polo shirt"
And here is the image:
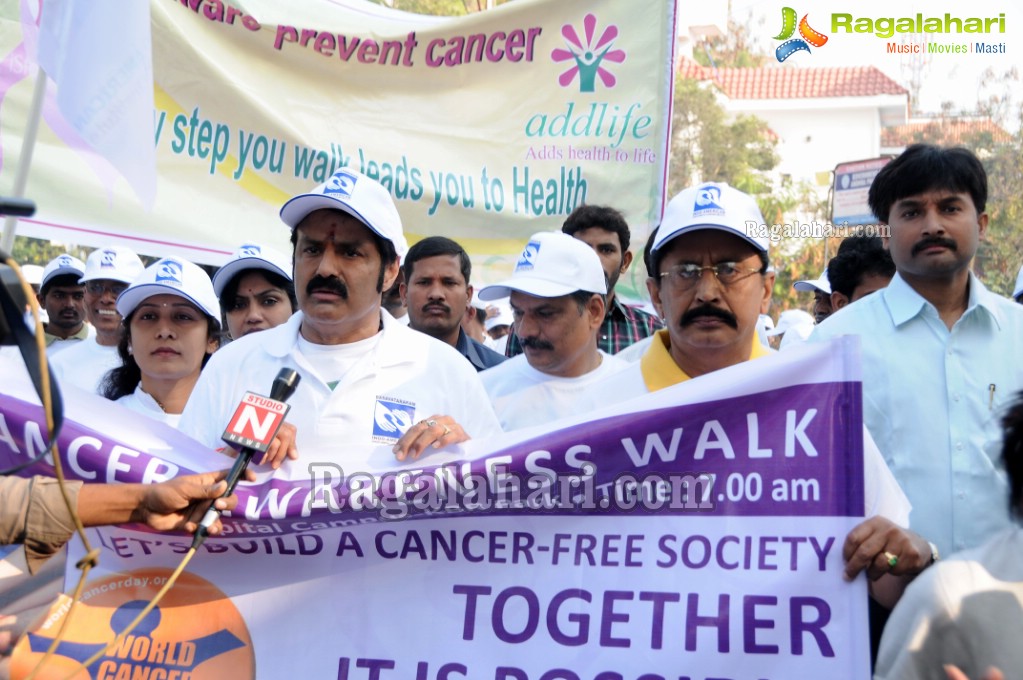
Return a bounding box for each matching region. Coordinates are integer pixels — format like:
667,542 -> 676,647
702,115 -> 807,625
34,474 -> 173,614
179,310 -> 502,469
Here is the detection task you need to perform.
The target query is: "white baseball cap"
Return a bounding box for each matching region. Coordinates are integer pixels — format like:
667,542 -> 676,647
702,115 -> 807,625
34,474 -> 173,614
279,167 -> 408,259
477,231 -> 607,301
212,243 -> 293,298
484,301 -> 513,331
793,269 -> 831,295
116,257 -> 220,320
766,309 -> 816,337
41,254 -> 86,289
1014,264 -> 1023,300
652,182 -> 769,255
21,264 -> 43,286
80,246 -> 145,285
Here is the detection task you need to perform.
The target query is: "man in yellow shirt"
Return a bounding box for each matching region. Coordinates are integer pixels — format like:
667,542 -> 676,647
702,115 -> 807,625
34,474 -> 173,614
591,181 -> 934,610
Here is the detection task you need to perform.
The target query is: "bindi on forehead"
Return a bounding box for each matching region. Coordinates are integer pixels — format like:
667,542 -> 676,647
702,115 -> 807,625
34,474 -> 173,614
137,301 -> 201,312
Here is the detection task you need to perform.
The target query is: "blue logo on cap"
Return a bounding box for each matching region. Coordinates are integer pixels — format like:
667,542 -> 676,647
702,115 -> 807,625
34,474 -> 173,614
324,169 -> 358,198
239,245 -> 261,257
155,259 -> 183,285
515,240 -> 541,271
693,185 -> 725,217
100,249 -> 116,267
57,255 -> 73,268
372,397 -> 415,442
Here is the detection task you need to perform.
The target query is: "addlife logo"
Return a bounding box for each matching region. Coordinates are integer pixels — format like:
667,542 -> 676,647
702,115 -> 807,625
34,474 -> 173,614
551,14 -> 626,92
772,7 -> 829,62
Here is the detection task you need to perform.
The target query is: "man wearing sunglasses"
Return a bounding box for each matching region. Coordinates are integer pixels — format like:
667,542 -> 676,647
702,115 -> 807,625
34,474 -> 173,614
50,246 -> 144,394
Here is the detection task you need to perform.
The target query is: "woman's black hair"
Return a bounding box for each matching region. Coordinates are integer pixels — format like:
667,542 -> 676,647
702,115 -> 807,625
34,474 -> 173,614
100,308 -> 221,401
218,268 -> 297,327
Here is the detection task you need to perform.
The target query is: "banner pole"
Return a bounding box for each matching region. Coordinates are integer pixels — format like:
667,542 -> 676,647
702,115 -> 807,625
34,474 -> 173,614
0,67 -> 48,255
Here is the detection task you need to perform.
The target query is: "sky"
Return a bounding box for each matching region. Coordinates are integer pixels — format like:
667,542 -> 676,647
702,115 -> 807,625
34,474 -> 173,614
727,0 -> 1021,125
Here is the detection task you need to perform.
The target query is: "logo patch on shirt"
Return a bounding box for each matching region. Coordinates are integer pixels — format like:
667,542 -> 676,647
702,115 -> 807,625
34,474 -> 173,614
372,397 -> 416,443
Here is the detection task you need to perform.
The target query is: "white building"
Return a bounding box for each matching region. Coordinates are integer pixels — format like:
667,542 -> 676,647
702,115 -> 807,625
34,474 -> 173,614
679,58 -> 909,196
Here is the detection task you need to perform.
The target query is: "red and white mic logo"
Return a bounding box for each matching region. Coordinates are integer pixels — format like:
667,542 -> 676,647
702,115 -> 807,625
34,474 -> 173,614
222,392 -> 290,452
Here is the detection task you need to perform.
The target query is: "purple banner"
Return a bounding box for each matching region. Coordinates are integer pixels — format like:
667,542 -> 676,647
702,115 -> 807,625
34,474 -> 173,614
1,377 -> 864,537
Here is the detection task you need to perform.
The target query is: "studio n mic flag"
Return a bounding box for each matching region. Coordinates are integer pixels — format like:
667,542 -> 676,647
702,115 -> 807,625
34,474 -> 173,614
1,338 -> 875,679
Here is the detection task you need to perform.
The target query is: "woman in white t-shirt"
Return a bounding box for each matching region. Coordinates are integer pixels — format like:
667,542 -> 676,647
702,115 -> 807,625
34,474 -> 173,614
100,257 -> 221,428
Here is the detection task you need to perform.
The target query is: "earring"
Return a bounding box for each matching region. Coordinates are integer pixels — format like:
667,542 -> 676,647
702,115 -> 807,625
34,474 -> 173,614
127,345 -> 133,355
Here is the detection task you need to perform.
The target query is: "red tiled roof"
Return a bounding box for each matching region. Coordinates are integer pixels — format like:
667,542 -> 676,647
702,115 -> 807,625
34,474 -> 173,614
678,57 -> 907,100
882,119 -> 1011,147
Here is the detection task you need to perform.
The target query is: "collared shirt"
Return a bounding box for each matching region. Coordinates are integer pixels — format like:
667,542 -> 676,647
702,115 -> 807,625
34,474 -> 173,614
44,323 -> 92,353
116,385 -> 181,428
875,526 -> 1023,679
180,310 -> 502,470
454,328 -> 506,372
505,296 -> 662,357
808,272 -> 1023,556
584,329 -> 908,526
639,328 -> 771,392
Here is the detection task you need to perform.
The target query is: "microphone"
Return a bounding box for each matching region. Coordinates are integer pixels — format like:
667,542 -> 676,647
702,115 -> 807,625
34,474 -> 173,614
192,368 -> 301,548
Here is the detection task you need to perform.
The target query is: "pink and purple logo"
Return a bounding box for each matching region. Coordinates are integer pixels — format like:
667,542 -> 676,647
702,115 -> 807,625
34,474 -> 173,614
551,14 -> 626,92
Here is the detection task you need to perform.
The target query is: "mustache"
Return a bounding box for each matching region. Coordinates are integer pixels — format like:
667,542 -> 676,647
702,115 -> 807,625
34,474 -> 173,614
307,275 -> 348,299
680,304 -> 738,329
912,236 -> 957,255
520,336 -> 555,351
421,302 -> 450,314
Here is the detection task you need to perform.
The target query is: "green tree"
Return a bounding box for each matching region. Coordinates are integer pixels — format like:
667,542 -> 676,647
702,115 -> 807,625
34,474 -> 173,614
971,117 -> 1023,296
669,73 -> 838,316
691,14 -> 767,69
11,236 -> 88,267
668,76 -> 778,197
881,66 -> 1023,296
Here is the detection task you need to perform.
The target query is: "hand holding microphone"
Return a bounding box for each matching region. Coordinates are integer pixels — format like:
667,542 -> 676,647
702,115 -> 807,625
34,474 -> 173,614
192,368 -> 301,548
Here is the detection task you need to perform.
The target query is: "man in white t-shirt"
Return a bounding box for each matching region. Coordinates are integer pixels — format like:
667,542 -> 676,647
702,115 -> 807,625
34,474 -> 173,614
477,231 -> 625,431
179,168 -> 501,468
50,246 -> 144,394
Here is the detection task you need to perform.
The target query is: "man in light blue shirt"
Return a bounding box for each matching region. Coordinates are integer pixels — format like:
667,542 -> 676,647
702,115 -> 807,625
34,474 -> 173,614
810,144 -> 1023,558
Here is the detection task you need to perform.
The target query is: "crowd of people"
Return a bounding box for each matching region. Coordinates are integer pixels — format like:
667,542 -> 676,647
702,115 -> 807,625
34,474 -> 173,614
3,142 -> 1023,678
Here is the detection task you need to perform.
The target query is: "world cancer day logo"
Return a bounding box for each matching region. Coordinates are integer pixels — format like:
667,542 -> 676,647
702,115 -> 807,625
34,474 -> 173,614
11,568 -> 254,679
551,14 -> 626,92
773,7 -> 829,62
